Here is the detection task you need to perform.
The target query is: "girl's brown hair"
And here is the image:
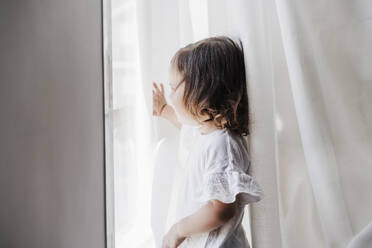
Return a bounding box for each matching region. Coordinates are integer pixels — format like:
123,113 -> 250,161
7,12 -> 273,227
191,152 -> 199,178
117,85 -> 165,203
170,35 -> 250,137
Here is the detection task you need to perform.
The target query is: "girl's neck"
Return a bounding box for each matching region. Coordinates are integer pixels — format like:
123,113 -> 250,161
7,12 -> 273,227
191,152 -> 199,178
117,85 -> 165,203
197,122 -> 220,135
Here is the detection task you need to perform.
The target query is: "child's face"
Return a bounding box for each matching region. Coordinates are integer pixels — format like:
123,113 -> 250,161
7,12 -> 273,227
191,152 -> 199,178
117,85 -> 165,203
168,66 -> 199,126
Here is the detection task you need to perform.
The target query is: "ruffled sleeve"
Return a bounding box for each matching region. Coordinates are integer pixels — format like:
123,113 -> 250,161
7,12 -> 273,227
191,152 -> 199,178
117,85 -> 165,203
198,135 -> 264,206
199,165 -> 264,206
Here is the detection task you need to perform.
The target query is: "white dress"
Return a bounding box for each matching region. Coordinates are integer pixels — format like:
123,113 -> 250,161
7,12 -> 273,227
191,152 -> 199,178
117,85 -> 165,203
174,124 -> 264,248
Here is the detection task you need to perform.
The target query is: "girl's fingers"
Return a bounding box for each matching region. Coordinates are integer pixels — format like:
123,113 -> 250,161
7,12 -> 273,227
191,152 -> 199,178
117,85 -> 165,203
160,83 -> 164,94
152,89 -> 158,115
153,89 -> 158,100
153,82 -> 160,94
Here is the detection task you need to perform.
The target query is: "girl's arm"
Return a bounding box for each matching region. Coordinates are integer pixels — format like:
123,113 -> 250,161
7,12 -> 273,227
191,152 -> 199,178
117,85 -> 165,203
160,104 -> 182,130
176,199 -> 237,238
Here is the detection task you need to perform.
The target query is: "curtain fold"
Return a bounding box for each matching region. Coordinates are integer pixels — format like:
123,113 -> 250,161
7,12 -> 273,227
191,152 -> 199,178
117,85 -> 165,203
273,0 -> 372,247
112,0 -> 372,247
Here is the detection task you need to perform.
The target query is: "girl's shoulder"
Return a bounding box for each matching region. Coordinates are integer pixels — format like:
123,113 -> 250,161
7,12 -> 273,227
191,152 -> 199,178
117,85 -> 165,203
201,129 -> 251,172
179,124 -> 250,168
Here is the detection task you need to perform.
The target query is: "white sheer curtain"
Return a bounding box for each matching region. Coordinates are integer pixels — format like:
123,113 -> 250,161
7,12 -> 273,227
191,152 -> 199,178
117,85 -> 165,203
110,0 -> 372,247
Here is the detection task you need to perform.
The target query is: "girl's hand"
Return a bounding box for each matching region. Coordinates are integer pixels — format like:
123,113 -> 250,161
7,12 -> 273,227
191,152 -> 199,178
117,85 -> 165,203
152,81 -> 167,117
162,223 -> 186,248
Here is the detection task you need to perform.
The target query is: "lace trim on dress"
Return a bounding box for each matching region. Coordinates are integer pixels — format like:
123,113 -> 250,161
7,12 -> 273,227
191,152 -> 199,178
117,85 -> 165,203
199,170 -> 264,206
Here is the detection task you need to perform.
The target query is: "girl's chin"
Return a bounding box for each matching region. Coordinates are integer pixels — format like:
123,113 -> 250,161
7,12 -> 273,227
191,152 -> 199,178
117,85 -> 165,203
175,112 -> 198,126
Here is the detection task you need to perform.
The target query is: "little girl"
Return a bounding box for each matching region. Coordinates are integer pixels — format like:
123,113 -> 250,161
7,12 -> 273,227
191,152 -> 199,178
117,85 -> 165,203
152,36 -> 264,248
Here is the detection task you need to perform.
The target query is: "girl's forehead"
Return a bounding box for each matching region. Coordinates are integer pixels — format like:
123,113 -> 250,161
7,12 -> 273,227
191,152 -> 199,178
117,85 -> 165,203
169,67 -> 181,81
168,64 -> 177,75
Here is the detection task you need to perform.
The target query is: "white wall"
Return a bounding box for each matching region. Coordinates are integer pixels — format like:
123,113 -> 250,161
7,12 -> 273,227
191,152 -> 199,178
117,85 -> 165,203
0,1 -> 106,247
